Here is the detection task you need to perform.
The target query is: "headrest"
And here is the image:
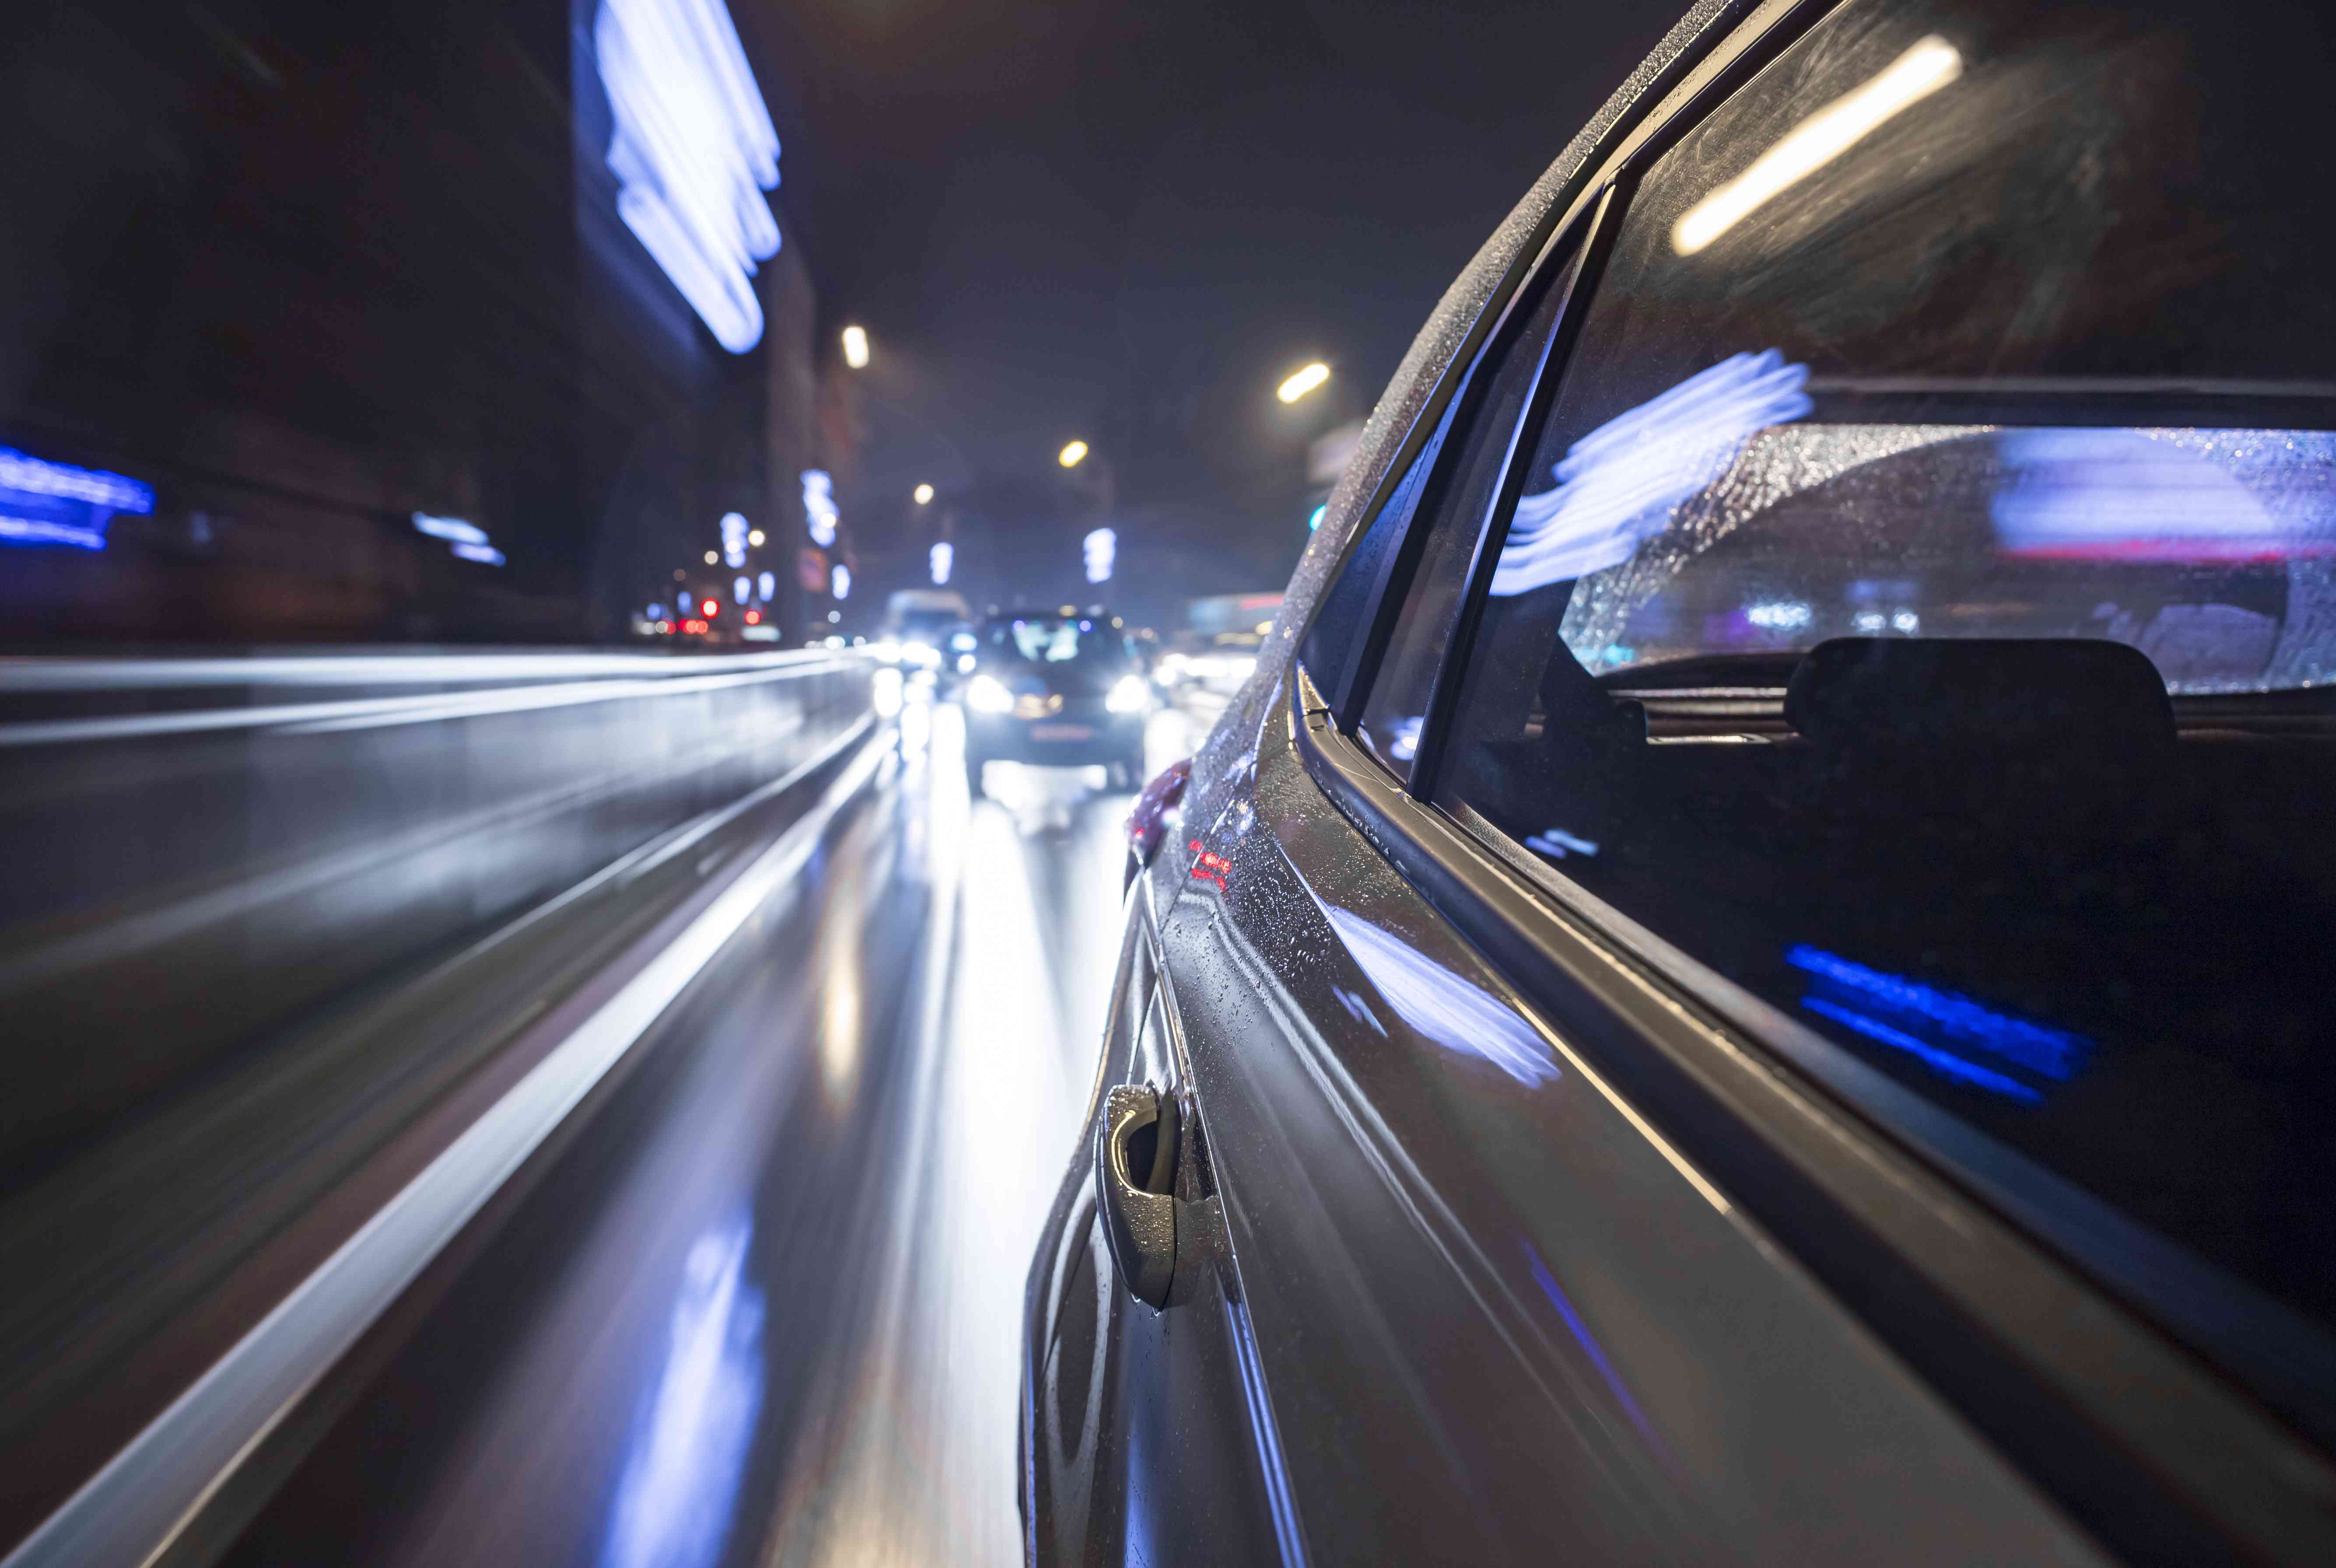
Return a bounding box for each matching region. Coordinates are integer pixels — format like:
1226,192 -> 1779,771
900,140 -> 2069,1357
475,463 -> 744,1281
1784,638 -> 2174,753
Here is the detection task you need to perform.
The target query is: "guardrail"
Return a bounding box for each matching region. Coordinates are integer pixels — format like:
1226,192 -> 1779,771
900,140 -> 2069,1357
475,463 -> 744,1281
0,648 -> 876,1172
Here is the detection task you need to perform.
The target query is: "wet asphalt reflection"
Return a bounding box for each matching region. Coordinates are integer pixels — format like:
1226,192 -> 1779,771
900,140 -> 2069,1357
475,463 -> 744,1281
224,694 -> 1211,1568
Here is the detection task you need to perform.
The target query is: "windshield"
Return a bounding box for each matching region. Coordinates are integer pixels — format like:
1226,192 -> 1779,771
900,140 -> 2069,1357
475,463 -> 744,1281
983,618 -> 1131,668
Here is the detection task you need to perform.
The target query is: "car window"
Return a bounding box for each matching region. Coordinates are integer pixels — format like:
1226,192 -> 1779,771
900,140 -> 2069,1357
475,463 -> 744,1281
1434,0 -> 2336,1395
985,617 -> 1131,666
1298,434 -> 1437,712
1355,243 -> 1584,780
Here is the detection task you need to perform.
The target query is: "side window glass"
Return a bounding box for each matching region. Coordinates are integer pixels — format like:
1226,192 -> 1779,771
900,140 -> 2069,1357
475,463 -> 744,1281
1356,245 -> 1582,780
1298,442 -> 1435,709
1437,0 -> 2336,1385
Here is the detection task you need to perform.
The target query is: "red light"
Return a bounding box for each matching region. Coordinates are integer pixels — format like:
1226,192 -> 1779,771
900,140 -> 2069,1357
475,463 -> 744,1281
744,609 -> 760,624
702,599 -> 719,617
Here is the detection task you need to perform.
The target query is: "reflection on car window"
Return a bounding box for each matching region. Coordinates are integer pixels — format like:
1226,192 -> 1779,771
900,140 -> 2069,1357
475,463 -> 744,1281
1436,0 -> 2336,1413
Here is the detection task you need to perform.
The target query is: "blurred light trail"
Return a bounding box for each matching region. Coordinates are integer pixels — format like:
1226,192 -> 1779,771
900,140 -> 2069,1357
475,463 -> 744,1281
1057,441 -> 1088,469
841,325 -> 870,369
1672,35 -> 1961,256
594,0 -> 782,352
929,541 -> 953,586
722,512 -> 749,568
914,483 -> 934,506
1322,907 -> 1557,1087
600,1219 -> 765,1568
1082,527 -> 1115,584
1491,350 -> 1810,595
831,564 -> 851,600
1276,362 -> 1331,403
0,447 -> 154,552
450,542 -> 507,567
803,471 -> 838,546
411,513 -> 488,546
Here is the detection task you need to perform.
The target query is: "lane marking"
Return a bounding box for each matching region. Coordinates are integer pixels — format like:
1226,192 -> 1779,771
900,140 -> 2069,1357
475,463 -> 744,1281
0,732 -> 890,1568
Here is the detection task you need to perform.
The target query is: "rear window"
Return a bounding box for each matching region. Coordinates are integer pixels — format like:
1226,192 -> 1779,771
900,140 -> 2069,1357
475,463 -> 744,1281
1434,0 -> 2336,1425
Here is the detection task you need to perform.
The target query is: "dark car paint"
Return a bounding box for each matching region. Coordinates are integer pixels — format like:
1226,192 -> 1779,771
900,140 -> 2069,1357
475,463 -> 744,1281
1020,0 -> 2336,1562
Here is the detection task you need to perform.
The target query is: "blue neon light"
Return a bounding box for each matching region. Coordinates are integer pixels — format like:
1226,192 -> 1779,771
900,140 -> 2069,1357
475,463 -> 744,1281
1307,504 -> 1325,532
1786,945 -> 2086,1080
0,446 -> 154,552
595,0 -> 782,354
1802,996 -> 2042,1102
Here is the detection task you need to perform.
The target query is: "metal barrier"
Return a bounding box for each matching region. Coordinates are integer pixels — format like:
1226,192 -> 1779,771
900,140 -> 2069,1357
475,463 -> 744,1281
0,649 -> 876,1169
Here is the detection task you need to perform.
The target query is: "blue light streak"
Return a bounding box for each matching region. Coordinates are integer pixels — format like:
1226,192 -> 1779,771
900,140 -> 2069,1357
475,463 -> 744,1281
0,518 -> 108,551
1801,996 -> 2042,1102
412,512 -> 489,546
1524,1242 -> 1663,1452
1523,827 -> 1598,859
601,1217 -> 766,1568
594,0 -> 782,354
1490,350 -> 1810,596
1786,945 -> 2086,1080
0,446 -> 154,552
449,541 -> 506,566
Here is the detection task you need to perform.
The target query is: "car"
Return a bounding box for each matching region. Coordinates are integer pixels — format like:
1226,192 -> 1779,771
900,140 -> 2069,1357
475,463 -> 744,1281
876,588 -> 971,669
960,608 -> 1151,796
1021,0 -> 2336,1563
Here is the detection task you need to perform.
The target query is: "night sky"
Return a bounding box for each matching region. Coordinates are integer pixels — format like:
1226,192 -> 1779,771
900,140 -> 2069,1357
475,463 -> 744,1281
743,0 -> 1683,599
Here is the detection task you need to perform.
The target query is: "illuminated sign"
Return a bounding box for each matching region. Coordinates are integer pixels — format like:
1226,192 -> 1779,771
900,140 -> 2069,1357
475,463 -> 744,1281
1083,526 -> 1115,584
0,446 -> 154,552
594,0 -> 782,353
801,470 -> 837,546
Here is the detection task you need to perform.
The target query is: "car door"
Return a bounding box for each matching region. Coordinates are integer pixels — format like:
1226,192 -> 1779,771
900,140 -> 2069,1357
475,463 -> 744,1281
1041,1 -> 2336,1562
1023,872 -> 1295,1567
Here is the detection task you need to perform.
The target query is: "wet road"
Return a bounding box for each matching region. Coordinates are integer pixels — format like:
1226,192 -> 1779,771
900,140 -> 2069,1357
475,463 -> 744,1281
221,693 -> 1213,1568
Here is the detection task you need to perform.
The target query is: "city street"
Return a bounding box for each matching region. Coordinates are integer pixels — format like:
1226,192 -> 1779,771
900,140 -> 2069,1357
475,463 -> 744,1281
216,695 -> 1211,1568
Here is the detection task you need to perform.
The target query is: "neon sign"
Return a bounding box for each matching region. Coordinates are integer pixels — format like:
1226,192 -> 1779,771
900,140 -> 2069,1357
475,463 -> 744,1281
594,0 -> 782,354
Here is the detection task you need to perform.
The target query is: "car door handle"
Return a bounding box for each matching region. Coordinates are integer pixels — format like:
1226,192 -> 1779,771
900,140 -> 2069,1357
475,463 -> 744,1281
1094,1084 -> 1179,1308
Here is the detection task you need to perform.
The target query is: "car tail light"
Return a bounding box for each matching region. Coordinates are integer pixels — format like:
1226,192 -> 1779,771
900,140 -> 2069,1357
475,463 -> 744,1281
1126,758 -> 1191,885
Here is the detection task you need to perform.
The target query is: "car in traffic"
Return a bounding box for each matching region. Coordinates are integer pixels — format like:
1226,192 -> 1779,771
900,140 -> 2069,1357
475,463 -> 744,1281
1022,0 -> 2336,1562
960,608 -> 1151,796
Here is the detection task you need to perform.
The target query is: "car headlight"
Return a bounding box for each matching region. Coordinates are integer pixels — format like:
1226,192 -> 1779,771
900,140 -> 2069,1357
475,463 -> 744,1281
1106,675 -> 1149,713
965,673 -> 1014,713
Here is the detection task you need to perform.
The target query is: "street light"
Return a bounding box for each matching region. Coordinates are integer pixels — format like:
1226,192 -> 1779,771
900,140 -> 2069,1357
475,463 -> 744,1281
1277,362 -> 1331,403
703,550 -> 718,564
747,528 -> 765,546
1059,439 -> 1089,469
913,483 -> 934,505
841,325 -> 870,369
